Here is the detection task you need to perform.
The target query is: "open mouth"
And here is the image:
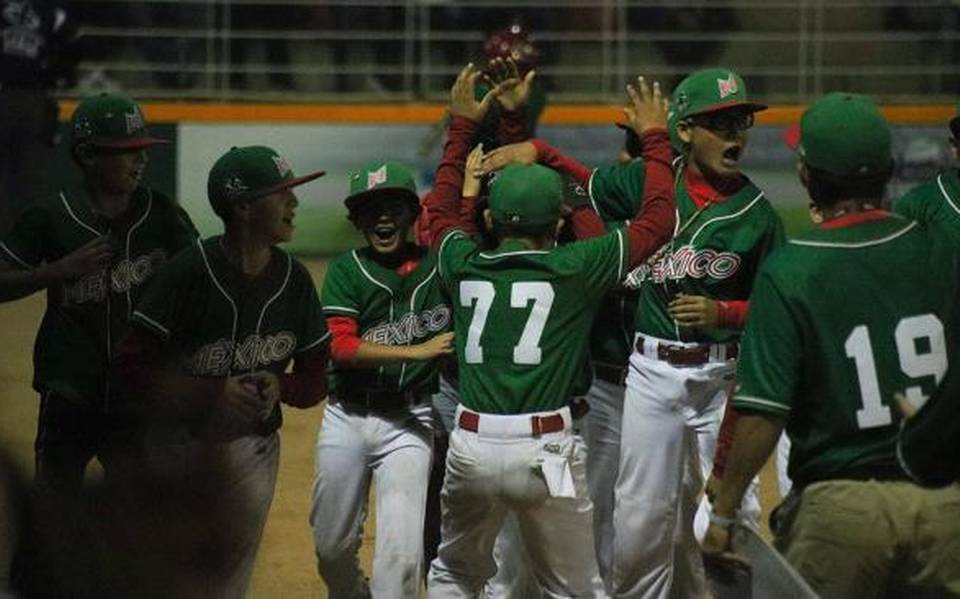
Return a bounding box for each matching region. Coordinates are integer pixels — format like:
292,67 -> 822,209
721,146 -> 742,166
373,223 -> 397,241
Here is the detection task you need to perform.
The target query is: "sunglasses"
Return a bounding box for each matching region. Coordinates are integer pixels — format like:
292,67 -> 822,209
689,111 -> 755,133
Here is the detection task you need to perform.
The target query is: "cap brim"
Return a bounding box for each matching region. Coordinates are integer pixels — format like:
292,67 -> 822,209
783,124 -> 801,150
93,137 -> 171,150
691,100 -> 768,117
259,170 -> 326,198
344,186 -> 421,212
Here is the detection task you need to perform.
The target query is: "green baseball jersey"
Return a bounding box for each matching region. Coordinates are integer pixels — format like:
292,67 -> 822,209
732,213 -> 960,487
131,237 -> 329,432
437,228 -> 629,414
587,161 -> 644,370
897,361 -> 960,486
891,169 -> 960,230
322,246 -> 450,396
0,186 -> 197,404
591,161 -> 784,343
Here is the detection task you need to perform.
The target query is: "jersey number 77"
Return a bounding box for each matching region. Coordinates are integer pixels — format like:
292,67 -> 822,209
460,281 -> 555,365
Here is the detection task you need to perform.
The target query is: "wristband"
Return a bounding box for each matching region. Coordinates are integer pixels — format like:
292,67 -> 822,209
708,510 -> 738,529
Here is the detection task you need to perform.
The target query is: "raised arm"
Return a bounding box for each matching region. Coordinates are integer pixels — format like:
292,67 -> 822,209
620,77 -> 676,268
425,62 -> 517,249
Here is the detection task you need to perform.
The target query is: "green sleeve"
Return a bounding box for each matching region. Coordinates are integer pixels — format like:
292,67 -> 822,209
130,243 -> 199,340
759,208 -> 786,260
293,260 -> 330,352
320,254 -> 361,318
436,229 -> 477,289
898,369 -> 960,486
732,268 -> 801,417
891,183 -> 927,222
566,229 -> 629,292
0,204 -> 51,268
588,160 -> 648,222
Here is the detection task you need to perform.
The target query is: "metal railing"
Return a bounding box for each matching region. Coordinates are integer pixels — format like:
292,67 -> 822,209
70,0 -> 960,103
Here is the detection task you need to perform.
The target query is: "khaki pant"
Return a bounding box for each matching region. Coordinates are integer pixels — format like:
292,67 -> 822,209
777,479 -> 960,599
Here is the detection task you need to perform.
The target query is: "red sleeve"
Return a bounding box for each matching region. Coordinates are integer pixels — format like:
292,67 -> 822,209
279,344 -> 329,408
459,195 -> 479,236
711,396 -> 740,479
328,315 -> 363,363
569,205 -> 606,240
425,115 -> 480,250
717,300 -> 749,330
531,138 -> 592,187
498,108 -> 528,144
624,127 -> 676,268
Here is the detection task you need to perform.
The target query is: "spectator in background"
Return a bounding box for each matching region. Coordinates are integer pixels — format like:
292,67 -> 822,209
0,0 -> 78,235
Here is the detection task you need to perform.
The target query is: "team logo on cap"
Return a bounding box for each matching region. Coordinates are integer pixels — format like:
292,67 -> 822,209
366,165 -> 388,190
272,155 -> 292,177
124,110 -> 145,134
224,175 -> 249,198
717,74 -> 738,99
74,116 -> 93,140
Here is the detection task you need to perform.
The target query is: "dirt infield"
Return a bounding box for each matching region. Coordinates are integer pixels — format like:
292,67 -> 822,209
0,257 -> 777,597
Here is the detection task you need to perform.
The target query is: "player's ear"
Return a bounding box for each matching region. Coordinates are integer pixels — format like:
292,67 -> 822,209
483,208 -> 494,233
950,137 -> 959,162
797,162 -> 811,190
554,216 -> 565,237
676,120 -> 694,146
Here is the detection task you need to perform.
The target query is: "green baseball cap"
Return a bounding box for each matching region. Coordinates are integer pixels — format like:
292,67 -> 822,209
785,92 -> 892,178
207,145 -> 325,216
344,161 -> 420,213
668,68 -> 767,145
488,164 -> 564,226
70,93 -> 169,150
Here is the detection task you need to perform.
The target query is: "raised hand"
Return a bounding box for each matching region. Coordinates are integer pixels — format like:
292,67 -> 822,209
450,62 -> 517,123
463,143 -> 485,198
486,57 -> 536,112
480,141 -> 538,175
623,76 -> 670,135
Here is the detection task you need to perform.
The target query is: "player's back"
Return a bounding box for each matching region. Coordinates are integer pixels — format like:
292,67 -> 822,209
756,212 -> 960,484
438,229 -> 628,414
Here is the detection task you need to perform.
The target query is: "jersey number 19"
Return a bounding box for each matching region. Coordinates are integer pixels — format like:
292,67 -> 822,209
844,314 -> 947,429
460,281 -> 555,365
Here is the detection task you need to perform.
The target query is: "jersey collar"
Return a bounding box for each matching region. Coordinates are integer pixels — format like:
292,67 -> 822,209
683,166 -> 746,209
819,209 -> 891,230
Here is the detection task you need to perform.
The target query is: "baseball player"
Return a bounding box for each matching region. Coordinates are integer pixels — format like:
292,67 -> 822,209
890,101 -> 960,229
424,65 -> 676,596
310,159 -> 458,598
114,144 -> 330,597
703,92 -> 960,598
0,93 -> 196,496
480,68 -> 779,597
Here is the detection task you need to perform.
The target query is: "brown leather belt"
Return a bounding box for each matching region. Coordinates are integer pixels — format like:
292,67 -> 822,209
636,335 -> 738,366
458,410 -> 566,436
593,363 -> 627,386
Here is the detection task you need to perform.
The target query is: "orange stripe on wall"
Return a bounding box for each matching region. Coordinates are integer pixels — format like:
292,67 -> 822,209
58,101 -> 954,126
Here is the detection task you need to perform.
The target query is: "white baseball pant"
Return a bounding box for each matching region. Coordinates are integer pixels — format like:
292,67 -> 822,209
613,336 -> 760,598
582,376 -> 624,592
311,399 -> 434,598
141,430 -> 280,598
427,406 -> 605,598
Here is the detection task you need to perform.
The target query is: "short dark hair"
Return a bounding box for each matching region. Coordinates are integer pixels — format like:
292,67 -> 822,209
492,220 -> 556,240
805,162 -> 892,208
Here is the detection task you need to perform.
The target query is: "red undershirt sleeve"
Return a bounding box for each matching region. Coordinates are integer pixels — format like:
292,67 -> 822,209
279,344 -> 329,408
531,138 -> 593,187
569,205 -> 607,239
425,115 -> 480,250
717,300 -> 749,330
624,127 -> 676,268
327,315 -> 363,363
